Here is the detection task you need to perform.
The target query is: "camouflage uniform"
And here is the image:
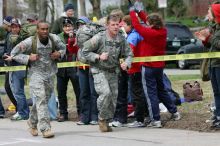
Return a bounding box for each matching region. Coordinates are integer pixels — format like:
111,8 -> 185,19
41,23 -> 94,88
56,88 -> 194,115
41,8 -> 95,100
11,34 -> 66,132
82,31 -> 133,120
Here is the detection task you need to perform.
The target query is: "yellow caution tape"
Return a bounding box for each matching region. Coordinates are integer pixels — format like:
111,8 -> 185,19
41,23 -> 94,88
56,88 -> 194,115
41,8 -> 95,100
0,52 -> 219,72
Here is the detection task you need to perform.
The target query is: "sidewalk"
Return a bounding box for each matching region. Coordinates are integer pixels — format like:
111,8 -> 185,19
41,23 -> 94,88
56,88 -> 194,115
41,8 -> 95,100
0,119 -> 219,146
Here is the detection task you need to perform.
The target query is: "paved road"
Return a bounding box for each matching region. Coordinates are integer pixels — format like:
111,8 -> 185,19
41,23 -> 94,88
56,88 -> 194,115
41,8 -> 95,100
0,119 -> 219,146
164,69 -> 200,75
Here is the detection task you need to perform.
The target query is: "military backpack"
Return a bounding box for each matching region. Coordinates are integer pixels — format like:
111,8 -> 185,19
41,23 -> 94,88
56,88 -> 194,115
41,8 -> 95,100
76,23 -> 105,64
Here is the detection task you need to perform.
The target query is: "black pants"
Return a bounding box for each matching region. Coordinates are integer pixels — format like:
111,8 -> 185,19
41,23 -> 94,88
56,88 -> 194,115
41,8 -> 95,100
130,72 -> 148,122
5,72 -> 17,111
114,70 -> 128,123
57,70 -> 80,117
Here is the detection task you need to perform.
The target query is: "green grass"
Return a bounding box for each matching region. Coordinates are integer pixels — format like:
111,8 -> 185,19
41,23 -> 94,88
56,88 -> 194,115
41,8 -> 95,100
166,17 -> 209,27
168,74 -> 200,81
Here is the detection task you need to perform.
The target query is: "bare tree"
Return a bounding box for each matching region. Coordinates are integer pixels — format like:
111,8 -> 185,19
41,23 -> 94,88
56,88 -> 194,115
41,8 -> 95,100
89,0 -> 101,18
48,0 -> 55,24
39,0 -> 48,21
79,0 -> 86,16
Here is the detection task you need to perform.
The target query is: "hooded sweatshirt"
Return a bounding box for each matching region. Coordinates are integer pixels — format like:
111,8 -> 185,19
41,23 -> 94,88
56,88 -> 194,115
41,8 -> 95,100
207,4 -> 220,67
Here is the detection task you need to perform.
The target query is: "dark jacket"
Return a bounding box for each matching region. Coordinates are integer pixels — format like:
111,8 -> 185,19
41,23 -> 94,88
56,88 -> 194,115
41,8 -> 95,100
51,16 -> 77,34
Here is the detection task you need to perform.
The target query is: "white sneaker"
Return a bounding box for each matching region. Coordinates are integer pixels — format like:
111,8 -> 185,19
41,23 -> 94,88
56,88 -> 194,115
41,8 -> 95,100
147,120 -> 162,128
109,121 -> 124,127
127,121 -> 145,128
171,112 -> 181,121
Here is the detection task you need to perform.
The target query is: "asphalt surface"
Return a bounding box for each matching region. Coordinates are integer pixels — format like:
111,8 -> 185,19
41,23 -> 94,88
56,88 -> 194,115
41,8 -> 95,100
0,119 -> 219,146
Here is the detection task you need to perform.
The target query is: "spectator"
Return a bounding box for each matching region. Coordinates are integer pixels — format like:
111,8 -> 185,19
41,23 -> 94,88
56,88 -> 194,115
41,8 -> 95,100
56,18 -> 80,122
129,2 -> 180,128
76,16 -> 99,125
51,3 -> 77,34
4,18 -> 30,120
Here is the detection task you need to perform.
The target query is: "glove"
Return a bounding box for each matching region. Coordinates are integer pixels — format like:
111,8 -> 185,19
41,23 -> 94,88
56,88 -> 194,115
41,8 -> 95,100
134,1 -> 144,13
128,0 -> 135,12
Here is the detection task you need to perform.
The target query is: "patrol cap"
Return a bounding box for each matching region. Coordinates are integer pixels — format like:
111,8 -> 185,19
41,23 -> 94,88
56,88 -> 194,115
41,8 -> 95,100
63,18 -> 73,26
26,13 -> 38,21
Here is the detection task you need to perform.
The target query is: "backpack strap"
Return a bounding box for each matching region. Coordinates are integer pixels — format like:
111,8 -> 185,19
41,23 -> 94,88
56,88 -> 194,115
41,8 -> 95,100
31,35 -> 38,54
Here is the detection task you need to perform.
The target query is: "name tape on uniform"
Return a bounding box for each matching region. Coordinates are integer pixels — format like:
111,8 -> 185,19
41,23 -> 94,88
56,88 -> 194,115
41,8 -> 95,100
0,52 -> 219,72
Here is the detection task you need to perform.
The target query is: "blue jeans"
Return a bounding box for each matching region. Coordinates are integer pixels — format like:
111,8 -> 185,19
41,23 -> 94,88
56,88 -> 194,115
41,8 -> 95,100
10,71 -> 29,118
209,67 -> 220,117
78,68 -> 98,123
141,66 -> 177,121
32,90 -> 57,120
0,97 -> 5,115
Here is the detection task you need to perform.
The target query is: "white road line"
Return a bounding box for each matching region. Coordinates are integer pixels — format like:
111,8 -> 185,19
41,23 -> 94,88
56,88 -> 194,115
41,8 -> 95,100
0,138 -> 42,146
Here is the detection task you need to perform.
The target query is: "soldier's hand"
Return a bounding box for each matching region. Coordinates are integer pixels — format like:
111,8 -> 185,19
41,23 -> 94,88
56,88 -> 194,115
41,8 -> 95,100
29,53 -> 39,62
3,54 -> 13,62
120,62 -> 128,71
50,50 -> 61,60
99,52 -> 108,61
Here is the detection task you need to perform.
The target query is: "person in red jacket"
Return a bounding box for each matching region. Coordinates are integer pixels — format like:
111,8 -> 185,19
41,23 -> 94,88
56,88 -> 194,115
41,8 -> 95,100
129,2 -> 180,128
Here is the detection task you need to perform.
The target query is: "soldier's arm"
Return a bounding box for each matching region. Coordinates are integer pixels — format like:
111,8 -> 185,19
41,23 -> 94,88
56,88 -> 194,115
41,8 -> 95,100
51,34 -> 66,59
82,35 -> 100,62
10,37 -> 32,65
122,40 -> 133,69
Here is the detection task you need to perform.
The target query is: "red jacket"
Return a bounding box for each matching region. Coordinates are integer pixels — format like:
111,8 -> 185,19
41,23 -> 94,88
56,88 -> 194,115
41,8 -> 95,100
130,11 -> 167,68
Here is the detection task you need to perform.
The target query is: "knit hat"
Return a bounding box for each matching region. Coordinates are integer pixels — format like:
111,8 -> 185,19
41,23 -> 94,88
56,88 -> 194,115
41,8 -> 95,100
76,16 -> 90,25
3,16 -> 13,26
64,3 -> 74,12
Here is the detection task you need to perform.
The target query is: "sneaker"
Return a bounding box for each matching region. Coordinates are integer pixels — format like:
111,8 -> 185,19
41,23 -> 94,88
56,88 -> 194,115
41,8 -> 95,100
127,121 -> 145,128
27,120 -> 38,136
144,117 -> 151,125
170,112 -> 181,121
76,121 -> 86,125
89,121 -> 98,125
206,115 -> 217,123
42,129 -> 54,138
11,113 -> 27,121
109,121 -> 124,127
147,120 -> 162,128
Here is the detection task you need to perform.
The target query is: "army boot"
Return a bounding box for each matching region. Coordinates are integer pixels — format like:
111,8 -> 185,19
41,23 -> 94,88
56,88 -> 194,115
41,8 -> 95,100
107,125 -> 113,132
42,129 -> 55,138
98,119 -> 108,132
27,120 -> 38,136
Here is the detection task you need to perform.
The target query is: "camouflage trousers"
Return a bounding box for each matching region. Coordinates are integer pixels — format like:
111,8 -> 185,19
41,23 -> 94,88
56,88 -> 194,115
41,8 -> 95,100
28,75 -> 54,132
92,69 -> 118,120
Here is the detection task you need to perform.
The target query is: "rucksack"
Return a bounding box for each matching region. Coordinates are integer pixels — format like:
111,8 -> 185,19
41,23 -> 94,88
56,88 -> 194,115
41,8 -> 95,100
76,23 -> 105,64
19,23 -> 37,41
183,81 -> 203,102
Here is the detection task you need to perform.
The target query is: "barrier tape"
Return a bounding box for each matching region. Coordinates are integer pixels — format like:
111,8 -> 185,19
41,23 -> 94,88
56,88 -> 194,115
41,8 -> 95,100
0,52 -> 219,72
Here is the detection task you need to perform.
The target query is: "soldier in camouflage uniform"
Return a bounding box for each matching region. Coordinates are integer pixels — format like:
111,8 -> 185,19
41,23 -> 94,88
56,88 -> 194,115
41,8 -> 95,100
82,15 -> 133,132
10,22 -> 66,138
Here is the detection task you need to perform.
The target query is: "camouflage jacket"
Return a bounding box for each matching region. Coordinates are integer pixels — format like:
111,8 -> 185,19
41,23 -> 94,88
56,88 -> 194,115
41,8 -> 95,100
82,31 -> 133,72
11,33 -> 66,78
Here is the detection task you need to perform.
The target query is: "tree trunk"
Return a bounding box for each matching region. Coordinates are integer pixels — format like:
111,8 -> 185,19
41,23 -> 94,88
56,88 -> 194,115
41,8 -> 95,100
48,0 -> 55,24
3,0 -> 6,18
39,0 -> 48,21
79,0 -> 86,16
89,0 -> 101,18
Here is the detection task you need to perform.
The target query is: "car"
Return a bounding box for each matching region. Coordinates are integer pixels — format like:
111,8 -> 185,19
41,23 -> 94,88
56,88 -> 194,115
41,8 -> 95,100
176,40 -> 205,69
165,22 -> 196,55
